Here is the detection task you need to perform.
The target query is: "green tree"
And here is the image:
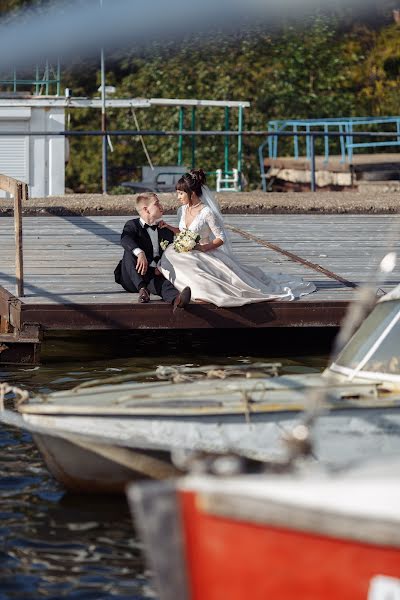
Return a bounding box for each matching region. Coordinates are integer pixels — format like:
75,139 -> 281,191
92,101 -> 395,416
74,18 -> 360,191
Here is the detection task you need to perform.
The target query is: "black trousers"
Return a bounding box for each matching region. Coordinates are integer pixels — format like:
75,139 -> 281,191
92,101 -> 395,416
115,250 -> 178,304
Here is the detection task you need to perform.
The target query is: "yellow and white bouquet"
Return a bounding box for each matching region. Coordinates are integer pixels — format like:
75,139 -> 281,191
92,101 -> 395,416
173,229 -> 200,253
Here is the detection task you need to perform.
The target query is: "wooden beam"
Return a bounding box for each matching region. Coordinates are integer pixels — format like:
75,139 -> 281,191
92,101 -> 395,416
14,182 -> 25,297
0,174 -> 17,195
0,175 -> 25,297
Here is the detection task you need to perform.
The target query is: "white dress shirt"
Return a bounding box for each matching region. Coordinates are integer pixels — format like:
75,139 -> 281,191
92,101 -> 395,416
133,218 -> 160,267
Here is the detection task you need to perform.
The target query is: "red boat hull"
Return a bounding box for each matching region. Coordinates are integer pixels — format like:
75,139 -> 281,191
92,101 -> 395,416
180,490 -> 400,600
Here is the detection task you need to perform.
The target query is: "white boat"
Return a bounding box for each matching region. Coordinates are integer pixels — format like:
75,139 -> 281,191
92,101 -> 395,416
2,284 -> 400,493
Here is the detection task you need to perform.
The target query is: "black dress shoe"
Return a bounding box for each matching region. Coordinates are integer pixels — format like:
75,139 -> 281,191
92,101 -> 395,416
138,287 -> 150,303
173,286 -> 191,312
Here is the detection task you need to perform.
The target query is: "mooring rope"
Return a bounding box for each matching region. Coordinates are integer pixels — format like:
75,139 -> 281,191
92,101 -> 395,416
70,362 -> 282,392
0,382 -> 29,411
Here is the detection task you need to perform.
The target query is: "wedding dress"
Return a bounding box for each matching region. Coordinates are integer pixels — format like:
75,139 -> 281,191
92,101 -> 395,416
158,204 -> 316,307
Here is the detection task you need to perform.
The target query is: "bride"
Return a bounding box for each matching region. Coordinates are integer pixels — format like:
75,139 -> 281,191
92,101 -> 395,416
158,169 -> 316,307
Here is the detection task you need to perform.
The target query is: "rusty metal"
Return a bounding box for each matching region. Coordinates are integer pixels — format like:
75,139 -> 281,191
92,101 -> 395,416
226,224 -> 357,289
0,286 -> 16,331
0,333 -> 41,364
18,299 -> 347,330
0,286 -> 22,330
0,286 -> 41,364
0,267 -> 349,365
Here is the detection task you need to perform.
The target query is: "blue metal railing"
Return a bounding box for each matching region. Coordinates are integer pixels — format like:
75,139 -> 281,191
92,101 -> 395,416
259,117 -> 400,192
266,117 -> 400,163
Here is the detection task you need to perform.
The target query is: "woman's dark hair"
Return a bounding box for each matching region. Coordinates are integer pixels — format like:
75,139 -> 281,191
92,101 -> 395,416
176,169 -> 206,198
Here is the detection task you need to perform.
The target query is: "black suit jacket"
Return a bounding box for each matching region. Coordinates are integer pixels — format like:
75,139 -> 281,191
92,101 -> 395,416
114,218 -> 174,287
120,218 -> 174,263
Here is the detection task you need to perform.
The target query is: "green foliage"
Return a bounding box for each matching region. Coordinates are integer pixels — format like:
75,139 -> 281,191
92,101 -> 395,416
356,24 -> 400,115
257,18 -> 359,119
86,18 -> 365,191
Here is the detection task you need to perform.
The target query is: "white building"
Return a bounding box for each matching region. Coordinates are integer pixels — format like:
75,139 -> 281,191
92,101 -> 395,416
0,96 -> 250,197
0,97 -> 65,197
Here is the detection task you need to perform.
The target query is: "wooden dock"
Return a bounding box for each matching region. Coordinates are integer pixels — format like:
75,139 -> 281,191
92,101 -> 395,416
1,214 -> 400,363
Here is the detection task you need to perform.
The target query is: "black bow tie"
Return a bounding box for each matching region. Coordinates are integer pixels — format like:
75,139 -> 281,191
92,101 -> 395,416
143,223 -> 158,231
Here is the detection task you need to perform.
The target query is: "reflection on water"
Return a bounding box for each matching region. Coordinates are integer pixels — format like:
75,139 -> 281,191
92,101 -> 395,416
0,330 -> 329,599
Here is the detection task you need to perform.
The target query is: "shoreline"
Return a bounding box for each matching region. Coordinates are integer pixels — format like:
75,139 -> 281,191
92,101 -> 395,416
1,190 -> 400,216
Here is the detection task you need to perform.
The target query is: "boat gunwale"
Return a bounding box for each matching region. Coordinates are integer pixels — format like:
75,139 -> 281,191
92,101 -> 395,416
17,395 -> 400,416
180,476 -> 400,547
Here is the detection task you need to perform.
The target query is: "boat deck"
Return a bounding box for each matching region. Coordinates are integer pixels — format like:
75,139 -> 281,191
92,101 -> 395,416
1,214 -> 400,333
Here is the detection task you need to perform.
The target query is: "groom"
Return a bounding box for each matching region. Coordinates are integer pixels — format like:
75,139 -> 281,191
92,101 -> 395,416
114,192 -> 191,310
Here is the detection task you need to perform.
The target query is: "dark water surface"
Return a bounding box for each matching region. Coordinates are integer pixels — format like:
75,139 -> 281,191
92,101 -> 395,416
0,330 -> 331,599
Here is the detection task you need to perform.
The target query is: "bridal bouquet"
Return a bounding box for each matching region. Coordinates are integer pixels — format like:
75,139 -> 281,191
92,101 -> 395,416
173,229 -> 200,253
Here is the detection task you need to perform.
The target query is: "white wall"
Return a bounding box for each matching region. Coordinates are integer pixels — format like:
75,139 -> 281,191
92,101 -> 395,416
0,104 -> 65,198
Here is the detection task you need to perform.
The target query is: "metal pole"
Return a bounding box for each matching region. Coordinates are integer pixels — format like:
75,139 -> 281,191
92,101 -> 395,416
310,134 -> 316,192
35,65 -> 39,95
224,107 -> 230,184
56,57 -> 61,96
178,107 -> 184,166
100,0 -> 107,194
258,140 -> 269,193
237,106 -> 243,190
191,107 -> 196,168
45,59 -> 49,95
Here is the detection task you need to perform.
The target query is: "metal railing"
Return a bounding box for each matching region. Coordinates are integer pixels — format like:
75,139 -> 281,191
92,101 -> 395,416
0,175 -> 26,297
1,127 -> 400,194
267,117 -> 400,163
258,129 -> 400,192
0,61 -> 61,95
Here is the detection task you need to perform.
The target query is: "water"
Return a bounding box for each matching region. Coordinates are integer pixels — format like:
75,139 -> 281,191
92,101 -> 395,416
0,331 -> 330,599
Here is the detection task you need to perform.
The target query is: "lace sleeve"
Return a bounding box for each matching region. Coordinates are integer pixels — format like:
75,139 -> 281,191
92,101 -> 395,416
205,207 -> 225,241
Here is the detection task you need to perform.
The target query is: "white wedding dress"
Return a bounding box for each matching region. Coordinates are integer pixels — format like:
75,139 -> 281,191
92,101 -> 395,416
158,205 -> 316,307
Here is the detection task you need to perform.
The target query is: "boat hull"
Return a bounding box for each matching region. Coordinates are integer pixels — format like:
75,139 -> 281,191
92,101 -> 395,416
14,401 -> 400,493
179,490 -> 400,600
23,404 -> 400,467
8,369 -> 400,493
128,470 -> 400,600
32,433 -> 180,494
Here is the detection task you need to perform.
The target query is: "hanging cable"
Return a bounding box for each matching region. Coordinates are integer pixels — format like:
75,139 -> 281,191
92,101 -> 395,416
131,107 -> 154,170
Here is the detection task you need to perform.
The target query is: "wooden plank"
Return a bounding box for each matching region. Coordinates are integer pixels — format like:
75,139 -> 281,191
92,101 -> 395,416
0,174 -> 18,196
0,214 -> 398,331
0,176 -> 26,297
14,182 -> 24,297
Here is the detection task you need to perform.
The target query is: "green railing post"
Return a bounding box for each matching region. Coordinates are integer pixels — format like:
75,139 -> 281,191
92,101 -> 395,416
191,106 -> 196,168
224,106 -> 230,188
178,107 -> 185,166
237,105 -> 243,190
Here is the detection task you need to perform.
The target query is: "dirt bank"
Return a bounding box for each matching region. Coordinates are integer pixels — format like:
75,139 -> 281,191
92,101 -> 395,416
1,190 -> 400,216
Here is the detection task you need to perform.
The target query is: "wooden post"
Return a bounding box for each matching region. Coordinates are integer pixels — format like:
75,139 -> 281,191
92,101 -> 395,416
0,174 -> 25,297
15,182 -> 25,297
